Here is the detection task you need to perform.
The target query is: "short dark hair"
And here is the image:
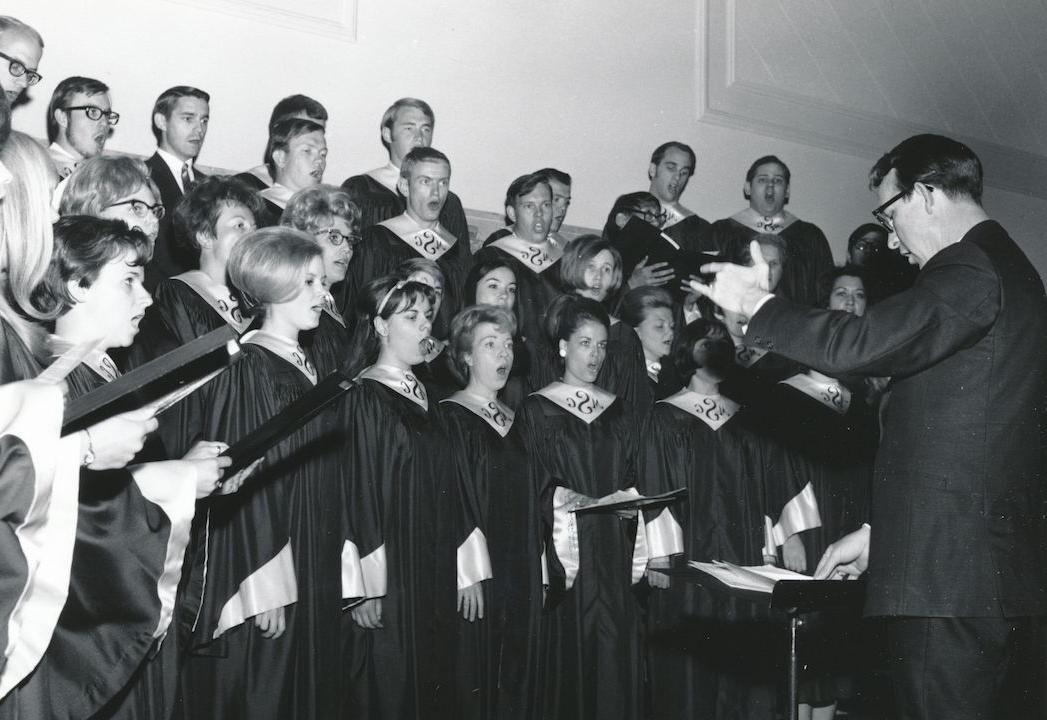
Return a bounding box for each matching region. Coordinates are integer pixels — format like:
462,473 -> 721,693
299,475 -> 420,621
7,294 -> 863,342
399,146 -> 450,180
536,167 -> 571,187
464,247 -> 524,331
344,275 -> 436,378
503,172 -> 550,225
264,117 -> 325,177
601,191 -> 660,242
47,76 -> 109,143
819,265 -> 867,309
544,293 -> 609,348
447,304 -> 518,386
745,155 -> 791,185
36,216 -> 152,315
559,234 -> 622,297
672,317 -> 731,381
847,223 -> 887,251
869,134 -> 983,204
151,86 -> 210,143
650,141 -> 696,169
269,94 -> 327,129
173,175 -> 268,251
620,286 -> 673,329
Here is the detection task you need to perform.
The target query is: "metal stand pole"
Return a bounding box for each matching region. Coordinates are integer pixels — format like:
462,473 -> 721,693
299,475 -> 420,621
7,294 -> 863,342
788,614 -> 799,720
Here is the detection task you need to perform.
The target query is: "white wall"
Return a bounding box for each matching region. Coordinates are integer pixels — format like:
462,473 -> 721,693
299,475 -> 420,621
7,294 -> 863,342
9,0 -> 1047,273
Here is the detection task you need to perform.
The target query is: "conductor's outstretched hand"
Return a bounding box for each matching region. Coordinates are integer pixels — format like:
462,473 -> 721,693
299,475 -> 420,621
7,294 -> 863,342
687,240 -> 772,317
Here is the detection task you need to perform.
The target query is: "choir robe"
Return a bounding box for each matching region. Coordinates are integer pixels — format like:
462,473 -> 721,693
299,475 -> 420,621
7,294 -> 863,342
341,217 -> 471,337
6,361 -> 197,720
303,305 -> 351,378
640,388 -> 821,720
518,383 -> 646,720
341,367 -> 457,720
340,172 -> 470,245
709,214 -> 834,307
182,336 -> 342,720
412,340 -> 458,403
442,395 -> 543,720
476,239 -> 563,369
660,202 -> 713,253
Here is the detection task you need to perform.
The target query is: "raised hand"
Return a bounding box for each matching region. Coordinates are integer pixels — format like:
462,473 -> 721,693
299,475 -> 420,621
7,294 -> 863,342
687,240 -> 772,316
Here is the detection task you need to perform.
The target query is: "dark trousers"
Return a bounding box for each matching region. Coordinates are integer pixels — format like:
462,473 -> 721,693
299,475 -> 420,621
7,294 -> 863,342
885,616 -> 1037,720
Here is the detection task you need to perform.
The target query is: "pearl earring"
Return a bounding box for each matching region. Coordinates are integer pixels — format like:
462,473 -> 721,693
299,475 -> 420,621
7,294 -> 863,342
559,348 -> 567,358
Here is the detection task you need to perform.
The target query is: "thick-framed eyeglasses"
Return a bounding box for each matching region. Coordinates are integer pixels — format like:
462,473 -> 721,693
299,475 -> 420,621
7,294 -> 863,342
314,227 -> 360,247
632,207 -> 668,226
0,50 -> 42,85
108,199 -> 165,220
872,186 -> 932,233
64,105 -> 120,125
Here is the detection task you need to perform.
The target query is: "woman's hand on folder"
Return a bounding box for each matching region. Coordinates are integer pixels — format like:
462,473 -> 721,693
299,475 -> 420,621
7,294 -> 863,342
182,441 -> 234,498
81,405 -> 159,470
628,256 -> 675,289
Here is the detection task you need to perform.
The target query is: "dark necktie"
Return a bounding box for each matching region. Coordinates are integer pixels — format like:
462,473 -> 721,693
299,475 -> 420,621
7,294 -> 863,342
181,162 -> 194,194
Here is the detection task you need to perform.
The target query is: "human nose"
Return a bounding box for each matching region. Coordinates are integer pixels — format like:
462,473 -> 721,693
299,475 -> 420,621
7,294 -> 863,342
887,233 -> 900,250
139,287 -> 153,309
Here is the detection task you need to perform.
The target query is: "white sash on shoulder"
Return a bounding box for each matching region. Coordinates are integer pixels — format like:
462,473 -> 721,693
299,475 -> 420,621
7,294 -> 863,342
491,233 -> 563,274
173,271 -> 251,333
661,201 -> 695,230
51,335 -> 119,383
779,372 -> 851,415
321,296 -> 345,328
357,364 -> 428,411
365,164 -> 399,194
660,388 -> 740,431
241,330 -> 317,385
730,207 -> 798,235
441,391 -> 514,437
379,213 -> 457,261
533,381 -> 616,424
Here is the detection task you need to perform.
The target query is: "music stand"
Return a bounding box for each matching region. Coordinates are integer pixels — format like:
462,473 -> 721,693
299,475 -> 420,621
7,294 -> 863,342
656,567 -> 865,720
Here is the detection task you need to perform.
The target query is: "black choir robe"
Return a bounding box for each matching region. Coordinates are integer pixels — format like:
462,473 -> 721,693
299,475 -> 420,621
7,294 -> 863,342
709,216 -> 834,307
518,384 -> 645,720
182,340 -> 333,720
340,172 -> 470,244
640,388 -> 820,720
442,397 -> 543,720
662,214 -> 713,253
303,306 -> 350,378
341,371 -> 457,720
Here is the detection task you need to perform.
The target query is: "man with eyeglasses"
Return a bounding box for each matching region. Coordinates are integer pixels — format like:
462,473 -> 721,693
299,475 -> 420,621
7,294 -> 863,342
46,76 -> 117,178
691,134 -> 1046,720
647,141 -> 712,253
0,16 -> 42,106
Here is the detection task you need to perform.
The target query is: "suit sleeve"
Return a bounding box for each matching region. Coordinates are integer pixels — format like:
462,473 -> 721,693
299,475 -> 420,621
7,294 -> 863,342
745,245 -> 1000,378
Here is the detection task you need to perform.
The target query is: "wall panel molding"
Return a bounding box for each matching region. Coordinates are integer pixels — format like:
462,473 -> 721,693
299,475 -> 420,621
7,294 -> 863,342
696,0 -> 1047,199
160,0 -> 357,42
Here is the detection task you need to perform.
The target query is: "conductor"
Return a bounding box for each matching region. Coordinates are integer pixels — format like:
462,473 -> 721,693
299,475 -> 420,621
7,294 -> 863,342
690,134 -> 1046,720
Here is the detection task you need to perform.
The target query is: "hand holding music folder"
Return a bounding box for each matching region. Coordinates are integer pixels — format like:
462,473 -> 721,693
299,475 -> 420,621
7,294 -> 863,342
612,217 -> 721,296
571,487 -> 687,515
220,371 -> 354,478
61,327 -> 240,434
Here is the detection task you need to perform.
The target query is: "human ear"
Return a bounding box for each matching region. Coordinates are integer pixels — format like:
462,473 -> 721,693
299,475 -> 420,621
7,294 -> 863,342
373,316 -> 389,338
506,206 -> 517,224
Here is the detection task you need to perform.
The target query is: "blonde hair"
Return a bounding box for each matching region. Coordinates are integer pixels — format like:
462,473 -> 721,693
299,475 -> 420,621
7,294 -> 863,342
227,227 -> 321,314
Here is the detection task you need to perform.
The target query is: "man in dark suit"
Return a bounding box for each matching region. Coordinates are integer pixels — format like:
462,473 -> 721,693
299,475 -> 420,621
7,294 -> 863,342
144,85 -> 210,287
692,134 -> 1046,719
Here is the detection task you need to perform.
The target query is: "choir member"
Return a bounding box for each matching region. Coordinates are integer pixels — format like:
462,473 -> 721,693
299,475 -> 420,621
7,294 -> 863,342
536,167 -> 572,249
481,172 -> 563,348
602,191 -> 675,291
341,275 -> 457,719
145,86 -> 211,284
518,294 -> 645,720
183,227 -> 341,719
393,257 -> 458,400
709,155 -> 833,306
343,146 -> 469,337
280,183 -> 360,374
443,305 -> 543,720
0,15 -> 43,106
641,317 -> 820,720
236,94 -> 328,191
845,222 -> 917,303
463,249 -> 530,407
257,116 -> 327,222
646,141 -> 712,251
25,215 -> 227,719
619,286 -> 680,400
340,97 -> 469,242
46,76 -> 116,178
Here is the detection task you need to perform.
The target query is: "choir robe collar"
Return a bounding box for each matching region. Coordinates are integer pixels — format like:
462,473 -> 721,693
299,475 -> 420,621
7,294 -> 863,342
533,381 -> 616,424
441,390 -> 514,437
358,363 -> 428,411
50,334 -> 119,383
780,370 -> 851,414
646,360 -> 661,383
490,231 -> 563,274
259,183 -> 295,210
173,270 -> 252,333
378,212 -> 457,261
321,295 -> 345,327
241,329 -> 317,385
660,200 -> 696,230
421,337 -> 447,364
365,163 -> 400,194
730,207 -> 799,234
660,387 -> 740,431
